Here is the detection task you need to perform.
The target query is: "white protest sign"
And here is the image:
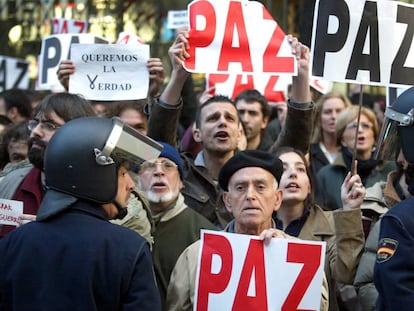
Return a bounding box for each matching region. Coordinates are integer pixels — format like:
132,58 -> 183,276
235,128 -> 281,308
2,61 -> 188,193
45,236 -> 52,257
184,0 -> 297,75
69,44 -> 149,101
0,56 -> 29,92
167,10 -> 189,29
311,0 -> 414,87
52,18 -> 88,34
37,33 -> 108,91
194,230 -> 326,311
0,199 -> 23,226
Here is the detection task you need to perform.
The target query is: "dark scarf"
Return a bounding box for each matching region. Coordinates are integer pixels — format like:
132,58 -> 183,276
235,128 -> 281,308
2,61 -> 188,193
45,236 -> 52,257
342,147 -> 379,184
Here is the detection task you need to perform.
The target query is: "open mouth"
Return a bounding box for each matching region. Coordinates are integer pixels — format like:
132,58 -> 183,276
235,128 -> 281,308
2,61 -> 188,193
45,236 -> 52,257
285,182 -> 300,191
151,181 -> 167,190
214,131 -> 230,140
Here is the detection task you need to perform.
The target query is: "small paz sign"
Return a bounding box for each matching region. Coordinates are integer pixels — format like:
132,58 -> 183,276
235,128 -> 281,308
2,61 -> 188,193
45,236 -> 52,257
0,199 -> 23,227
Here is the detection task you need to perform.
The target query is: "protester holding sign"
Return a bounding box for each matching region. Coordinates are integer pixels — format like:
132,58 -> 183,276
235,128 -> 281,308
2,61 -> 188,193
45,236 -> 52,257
147,29 -> 314,229
57,57 -> 165,100
273,147 -> 365,311
316,106 -> 396,211
165,149 -> 329,311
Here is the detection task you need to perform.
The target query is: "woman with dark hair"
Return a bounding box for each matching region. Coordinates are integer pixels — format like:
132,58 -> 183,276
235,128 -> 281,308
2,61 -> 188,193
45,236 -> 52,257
273,147 -> 365,311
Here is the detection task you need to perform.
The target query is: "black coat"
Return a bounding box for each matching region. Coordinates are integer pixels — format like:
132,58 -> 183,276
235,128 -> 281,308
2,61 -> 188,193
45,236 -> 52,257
0,201 -> 161,311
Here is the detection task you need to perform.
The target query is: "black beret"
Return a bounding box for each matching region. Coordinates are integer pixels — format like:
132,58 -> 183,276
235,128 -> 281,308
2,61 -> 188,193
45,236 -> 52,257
218,149 -> 283,191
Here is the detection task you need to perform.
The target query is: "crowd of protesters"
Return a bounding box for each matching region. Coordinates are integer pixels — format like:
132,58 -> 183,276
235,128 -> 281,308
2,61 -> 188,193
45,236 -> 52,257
0,26 -> 412,311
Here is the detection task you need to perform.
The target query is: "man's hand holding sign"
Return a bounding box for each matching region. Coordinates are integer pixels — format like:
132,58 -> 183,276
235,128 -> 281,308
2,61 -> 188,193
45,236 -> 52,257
166,150 -> 328,311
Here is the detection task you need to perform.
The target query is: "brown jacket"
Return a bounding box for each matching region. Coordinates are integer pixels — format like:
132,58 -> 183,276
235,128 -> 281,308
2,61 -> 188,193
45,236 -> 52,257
298,205 -> 364,311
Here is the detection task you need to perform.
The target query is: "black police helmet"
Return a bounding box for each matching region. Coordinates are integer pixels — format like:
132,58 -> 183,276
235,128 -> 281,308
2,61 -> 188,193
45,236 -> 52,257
44,117 -> 120,203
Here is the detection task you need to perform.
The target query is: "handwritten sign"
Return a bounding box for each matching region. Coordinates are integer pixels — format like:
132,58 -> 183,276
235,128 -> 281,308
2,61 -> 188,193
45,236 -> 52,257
194,230 -> 326,311
0,199 -> 23,226
0,56 -> 29,92
69,44 -> 149,101
311,0 -> 414,87
184,0 -> 296,75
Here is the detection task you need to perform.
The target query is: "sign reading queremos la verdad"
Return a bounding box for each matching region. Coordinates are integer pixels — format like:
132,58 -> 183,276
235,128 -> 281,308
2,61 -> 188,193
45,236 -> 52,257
69,43 -> 149,101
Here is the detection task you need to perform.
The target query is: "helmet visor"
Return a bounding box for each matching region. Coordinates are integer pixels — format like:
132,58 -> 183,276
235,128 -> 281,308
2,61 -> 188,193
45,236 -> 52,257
96,117 -> 162,166
374,116 -> 400,162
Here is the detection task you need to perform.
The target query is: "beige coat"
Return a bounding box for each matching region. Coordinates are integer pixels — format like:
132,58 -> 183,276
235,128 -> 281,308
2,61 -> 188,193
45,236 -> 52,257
165,228 -> 329,311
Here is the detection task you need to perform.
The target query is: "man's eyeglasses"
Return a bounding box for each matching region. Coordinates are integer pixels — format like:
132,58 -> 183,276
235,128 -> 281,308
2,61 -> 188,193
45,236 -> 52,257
140,159 -> 178,173
27,119 -> 62,132
345,121 -> 373,130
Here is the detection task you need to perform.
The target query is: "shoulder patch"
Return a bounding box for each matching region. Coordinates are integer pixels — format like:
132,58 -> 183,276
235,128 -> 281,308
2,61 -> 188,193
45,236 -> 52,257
376,238 -> 398,263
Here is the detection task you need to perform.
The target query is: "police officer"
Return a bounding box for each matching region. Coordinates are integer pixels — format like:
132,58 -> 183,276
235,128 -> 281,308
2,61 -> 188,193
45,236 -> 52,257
0,117 -> 162,310
374,87 -> 414,310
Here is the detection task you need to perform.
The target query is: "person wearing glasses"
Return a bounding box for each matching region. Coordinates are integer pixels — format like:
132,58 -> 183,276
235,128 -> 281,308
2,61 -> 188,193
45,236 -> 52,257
316,105 -> 396,213
137,141 -> 216,309
0,92 -> 95,238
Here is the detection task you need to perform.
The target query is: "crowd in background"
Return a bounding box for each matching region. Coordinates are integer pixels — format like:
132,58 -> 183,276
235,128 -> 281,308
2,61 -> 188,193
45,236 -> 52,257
0,28 -> 408,311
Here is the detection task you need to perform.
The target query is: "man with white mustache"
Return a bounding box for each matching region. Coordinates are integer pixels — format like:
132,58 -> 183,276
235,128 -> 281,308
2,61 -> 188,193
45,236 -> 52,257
137,141 -> 216,309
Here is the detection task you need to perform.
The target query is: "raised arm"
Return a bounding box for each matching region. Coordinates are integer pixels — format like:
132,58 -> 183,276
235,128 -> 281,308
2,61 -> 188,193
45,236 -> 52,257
147,31 -> 191,147
270,35 -> 314,154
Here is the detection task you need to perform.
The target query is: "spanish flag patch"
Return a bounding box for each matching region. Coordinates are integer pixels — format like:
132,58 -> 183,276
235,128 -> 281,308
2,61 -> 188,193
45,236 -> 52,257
376,238 -> 398,263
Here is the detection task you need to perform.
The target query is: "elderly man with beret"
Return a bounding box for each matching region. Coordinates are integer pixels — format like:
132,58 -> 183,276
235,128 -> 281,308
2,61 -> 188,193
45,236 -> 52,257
165,149 -> 329,311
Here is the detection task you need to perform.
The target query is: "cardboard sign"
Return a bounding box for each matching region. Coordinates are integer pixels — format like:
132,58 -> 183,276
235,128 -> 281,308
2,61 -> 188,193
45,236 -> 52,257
195,230 -> 326,311
167,10 -> 189,29
311,0 -> 414,87
36,33 -> 108,91
0,56 -> 29,92
69,44 -> 149,101
52,18 -> 88,34
0,199 -> 23,226
184,0 -> 296,75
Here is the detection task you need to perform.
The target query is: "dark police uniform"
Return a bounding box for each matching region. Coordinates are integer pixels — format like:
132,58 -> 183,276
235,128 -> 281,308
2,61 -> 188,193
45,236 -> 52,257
0,200 -> 161,311
374,196 -> 414,310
